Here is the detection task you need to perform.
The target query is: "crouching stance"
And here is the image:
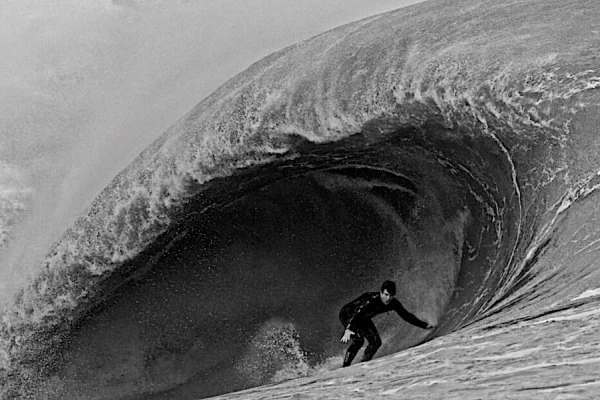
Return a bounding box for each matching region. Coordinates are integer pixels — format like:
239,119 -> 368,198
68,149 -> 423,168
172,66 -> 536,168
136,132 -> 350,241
339,280 -> 434,367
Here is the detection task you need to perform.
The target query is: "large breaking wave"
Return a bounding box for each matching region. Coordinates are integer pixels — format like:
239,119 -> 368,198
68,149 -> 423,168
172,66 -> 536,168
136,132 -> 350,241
2,0 -> 600,398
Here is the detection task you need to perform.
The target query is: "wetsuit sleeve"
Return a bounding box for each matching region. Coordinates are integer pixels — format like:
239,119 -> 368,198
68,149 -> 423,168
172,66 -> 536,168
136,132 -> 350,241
391,299 -> 429,329
345,293 -> 373,332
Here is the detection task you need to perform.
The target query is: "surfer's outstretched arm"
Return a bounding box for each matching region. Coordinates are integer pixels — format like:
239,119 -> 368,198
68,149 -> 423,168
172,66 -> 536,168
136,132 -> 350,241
391,299 -> 434,329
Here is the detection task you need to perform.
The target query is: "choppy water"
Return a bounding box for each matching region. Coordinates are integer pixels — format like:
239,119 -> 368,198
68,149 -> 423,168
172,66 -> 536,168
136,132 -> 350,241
2,0 -> 600,399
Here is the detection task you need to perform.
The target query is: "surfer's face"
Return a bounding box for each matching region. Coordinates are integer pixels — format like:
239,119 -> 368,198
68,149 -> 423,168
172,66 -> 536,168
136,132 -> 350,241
380,289 -> 394,305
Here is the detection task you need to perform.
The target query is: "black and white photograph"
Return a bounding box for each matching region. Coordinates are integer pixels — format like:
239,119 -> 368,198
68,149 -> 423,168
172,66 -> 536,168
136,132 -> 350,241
1,0 -> 599,399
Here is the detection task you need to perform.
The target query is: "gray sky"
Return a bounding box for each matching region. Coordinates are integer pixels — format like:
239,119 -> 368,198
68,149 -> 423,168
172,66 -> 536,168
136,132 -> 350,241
0,0 -> 425,295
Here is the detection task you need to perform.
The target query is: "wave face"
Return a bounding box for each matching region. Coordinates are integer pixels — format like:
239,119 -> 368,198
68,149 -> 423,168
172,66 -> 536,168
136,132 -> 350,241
2,0 -> 600,398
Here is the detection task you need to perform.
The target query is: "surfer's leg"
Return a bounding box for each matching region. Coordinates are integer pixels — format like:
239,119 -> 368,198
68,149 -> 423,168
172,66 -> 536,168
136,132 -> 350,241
360,319 -> 381,362
343,333 -> 365,367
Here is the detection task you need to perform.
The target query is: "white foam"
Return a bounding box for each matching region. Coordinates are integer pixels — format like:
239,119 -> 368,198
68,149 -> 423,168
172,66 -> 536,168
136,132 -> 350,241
571,288 -> 600,302
0,162 -> 32,248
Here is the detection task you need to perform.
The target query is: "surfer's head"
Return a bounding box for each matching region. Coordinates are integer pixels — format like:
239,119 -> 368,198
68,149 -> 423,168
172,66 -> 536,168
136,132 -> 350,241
380,280 -> 396,305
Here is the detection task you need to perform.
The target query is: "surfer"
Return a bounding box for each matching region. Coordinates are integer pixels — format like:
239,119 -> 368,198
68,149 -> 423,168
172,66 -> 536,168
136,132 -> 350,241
339,280 -> 434,367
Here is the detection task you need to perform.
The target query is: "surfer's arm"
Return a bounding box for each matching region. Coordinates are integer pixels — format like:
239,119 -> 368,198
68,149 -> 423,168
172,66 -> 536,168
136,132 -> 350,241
344,293 -> 372,332
340,329 -> 354,343
392,299 -> 433,329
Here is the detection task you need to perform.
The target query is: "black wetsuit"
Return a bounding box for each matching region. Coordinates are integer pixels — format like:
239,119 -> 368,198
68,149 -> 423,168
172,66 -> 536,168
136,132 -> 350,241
339,292 -> 429,367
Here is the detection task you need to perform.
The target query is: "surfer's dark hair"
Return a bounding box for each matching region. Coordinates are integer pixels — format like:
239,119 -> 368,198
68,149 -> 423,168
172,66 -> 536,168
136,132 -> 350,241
381,280 -> 396,296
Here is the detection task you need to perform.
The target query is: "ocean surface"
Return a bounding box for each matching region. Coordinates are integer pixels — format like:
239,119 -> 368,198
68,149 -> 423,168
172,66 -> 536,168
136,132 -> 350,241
2,0 -> 600,399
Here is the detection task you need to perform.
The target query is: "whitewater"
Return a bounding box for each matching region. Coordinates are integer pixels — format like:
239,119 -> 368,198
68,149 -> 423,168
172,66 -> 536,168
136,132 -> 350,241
2,0 -> 600,399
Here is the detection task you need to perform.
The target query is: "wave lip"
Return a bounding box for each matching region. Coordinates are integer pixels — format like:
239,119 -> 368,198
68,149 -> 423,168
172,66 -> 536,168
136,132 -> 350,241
2,0 -> 600,398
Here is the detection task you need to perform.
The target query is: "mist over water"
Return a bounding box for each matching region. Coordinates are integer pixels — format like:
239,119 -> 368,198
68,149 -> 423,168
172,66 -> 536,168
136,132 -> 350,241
0,0 -> 424,303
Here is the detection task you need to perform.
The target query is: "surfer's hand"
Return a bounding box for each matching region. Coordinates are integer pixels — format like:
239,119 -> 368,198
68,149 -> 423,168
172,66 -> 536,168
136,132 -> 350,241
340,329 -> 354,343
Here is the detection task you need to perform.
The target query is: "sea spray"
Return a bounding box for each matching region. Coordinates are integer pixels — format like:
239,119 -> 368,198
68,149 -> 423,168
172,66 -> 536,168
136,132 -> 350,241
234,318 -> 310,385
0,162 -> 32,249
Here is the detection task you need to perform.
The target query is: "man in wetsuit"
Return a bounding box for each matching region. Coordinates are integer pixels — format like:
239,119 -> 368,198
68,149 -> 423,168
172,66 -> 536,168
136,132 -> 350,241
339,280 -> 435,367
